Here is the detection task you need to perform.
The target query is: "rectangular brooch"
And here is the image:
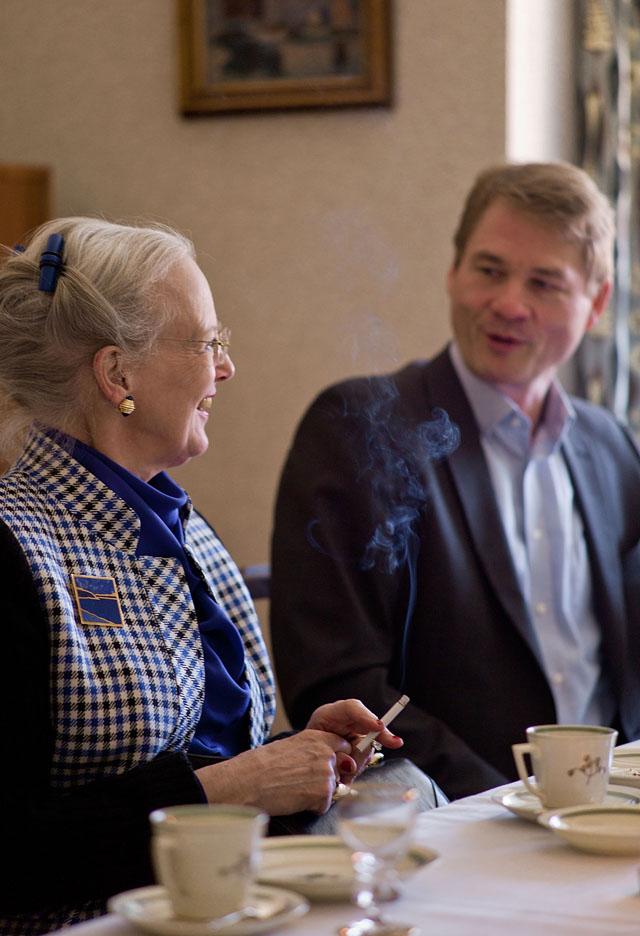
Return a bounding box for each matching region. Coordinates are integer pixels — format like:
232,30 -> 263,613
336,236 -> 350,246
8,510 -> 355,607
71,573 -> 125,628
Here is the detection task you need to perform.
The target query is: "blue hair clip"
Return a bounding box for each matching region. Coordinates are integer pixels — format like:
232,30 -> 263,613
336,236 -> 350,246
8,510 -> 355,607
13,244 -> 26,253
38,233 -> 65,293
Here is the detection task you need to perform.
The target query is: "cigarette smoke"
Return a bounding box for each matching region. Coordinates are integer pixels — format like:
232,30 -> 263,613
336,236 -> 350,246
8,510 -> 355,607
306,373 -> 459,573
306,374 -> 459,687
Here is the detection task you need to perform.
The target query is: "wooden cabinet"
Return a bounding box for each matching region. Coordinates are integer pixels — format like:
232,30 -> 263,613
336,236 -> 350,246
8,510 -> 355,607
0,164 -> 51,246
0,164 -> 52,474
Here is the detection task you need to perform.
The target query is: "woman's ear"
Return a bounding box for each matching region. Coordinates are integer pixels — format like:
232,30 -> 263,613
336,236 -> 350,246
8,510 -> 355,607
93,346 -> 128,407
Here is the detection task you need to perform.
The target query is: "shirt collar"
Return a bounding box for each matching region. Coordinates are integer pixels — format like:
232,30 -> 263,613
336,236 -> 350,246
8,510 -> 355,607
449,341 -> 575,449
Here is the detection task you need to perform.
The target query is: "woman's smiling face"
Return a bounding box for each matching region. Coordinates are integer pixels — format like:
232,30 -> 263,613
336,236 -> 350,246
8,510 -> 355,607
126,255 -> 234,480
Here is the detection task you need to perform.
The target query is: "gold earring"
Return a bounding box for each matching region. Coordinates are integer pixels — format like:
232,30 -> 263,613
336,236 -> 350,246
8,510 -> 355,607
118,395 -> 135,417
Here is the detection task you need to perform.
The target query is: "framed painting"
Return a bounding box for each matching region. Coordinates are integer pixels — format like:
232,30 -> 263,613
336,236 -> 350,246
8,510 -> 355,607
178,0 -> 392,115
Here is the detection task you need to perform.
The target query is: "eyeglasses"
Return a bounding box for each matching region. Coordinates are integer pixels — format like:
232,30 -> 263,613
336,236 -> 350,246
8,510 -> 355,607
158,327 -> 231,363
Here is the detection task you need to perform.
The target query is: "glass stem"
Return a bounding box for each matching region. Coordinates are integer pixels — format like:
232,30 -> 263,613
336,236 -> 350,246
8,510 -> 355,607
353,853 -> 384,919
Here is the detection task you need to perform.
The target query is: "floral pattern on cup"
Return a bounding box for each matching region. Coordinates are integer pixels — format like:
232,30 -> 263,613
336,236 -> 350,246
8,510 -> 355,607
567,754 -> 606,783
220,852 -> 254,878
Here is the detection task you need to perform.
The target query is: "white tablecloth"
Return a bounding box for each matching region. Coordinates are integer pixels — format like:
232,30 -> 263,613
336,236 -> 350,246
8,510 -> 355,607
55,746 -> 640,936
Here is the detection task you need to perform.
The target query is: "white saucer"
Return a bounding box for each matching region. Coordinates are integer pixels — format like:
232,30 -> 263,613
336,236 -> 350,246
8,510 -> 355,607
537,804 -> 640,855
493,783 -> 640,821
107,884 -> 309,935
258,835 -> 438,902
609,750 -> 640,787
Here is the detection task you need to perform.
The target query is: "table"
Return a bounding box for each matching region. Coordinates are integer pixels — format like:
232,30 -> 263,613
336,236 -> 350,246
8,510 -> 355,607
55,745 -> 640,936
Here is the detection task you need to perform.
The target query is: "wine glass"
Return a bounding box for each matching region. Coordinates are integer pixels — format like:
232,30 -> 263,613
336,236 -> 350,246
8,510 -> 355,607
336,782 -> 419,936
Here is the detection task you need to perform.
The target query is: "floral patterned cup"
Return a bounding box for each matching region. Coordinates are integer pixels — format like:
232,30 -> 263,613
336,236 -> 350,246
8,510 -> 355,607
512,725 -> 618,809
149,804 -> 267,920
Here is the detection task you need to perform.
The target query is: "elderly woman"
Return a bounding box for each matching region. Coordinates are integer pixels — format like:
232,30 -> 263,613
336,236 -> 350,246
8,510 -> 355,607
0,218 -> 402,935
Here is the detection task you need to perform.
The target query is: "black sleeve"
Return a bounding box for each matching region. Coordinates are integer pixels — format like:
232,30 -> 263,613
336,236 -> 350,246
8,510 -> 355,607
0,520 -> 206,913
270,384 -> 507,800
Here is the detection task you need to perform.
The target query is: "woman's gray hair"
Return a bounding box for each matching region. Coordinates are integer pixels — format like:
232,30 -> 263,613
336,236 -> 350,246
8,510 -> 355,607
0,217 -> 195,461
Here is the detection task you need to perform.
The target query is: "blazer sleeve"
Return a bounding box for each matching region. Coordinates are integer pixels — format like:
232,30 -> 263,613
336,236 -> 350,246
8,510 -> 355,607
270,381 -> 508,800
0,519 -> 206,913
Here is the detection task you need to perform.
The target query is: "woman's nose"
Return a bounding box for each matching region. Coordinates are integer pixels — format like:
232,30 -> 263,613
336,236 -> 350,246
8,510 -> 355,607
215,353 -> 235,382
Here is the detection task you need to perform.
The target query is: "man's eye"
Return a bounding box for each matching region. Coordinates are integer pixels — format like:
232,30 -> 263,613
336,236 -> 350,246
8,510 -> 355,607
477,266 -> 503,279
530,277 -> 559,291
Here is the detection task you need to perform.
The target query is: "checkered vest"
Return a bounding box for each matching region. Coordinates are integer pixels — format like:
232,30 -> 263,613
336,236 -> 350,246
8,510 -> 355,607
1,427 -> 275,790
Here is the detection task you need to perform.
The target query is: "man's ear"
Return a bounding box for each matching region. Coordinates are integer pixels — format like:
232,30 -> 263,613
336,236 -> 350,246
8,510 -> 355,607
93,346 -> 128,407
586,279 -> 612,332
446,263 -> 457,297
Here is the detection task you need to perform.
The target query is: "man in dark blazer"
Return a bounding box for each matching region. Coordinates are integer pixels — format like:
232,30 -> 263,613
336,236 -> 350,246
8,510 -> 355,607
270,163 -> 640,801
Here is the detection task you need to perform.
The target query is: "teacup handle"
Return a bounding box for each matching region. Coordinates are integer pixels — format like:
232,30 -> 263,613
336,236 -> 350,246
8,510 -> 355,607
152,837 -> 188,899
511,742 -> 545,804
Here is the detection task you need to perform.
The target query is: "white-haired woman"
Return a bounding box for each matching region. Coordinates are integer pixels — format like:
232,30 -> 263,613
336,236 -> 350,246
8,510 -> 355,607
0,218 -> 402,934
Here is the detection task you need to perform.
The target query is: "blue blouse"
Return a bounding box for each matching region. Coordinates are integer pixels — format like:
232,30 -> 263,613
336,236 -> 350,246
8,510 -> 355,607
69,438 -> 250,757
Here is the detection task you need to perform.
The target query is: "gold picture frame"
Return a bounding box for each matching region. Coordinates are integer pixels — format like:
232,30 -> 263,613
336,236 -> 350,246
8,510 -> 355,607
178,0 -> 392,115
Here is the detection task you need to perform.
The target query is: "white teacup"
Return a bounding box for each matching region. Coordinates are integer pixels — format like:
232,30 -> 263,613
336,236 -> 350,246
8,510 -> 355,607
512,724 -> 618,809
149,804 -> 267,921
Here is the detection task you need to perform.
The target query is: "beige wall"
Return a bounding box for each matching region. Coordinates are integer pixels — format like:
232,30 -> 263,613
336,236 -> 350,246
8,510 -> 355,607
0,0 -> 505,573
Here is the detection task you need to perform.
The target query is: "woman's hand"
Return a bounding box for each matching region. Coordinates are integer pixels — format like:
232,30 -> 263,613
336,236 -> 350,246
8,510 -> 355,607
196,729 -> 352,816
306,699 -> 404,782
195,699 -> 404,815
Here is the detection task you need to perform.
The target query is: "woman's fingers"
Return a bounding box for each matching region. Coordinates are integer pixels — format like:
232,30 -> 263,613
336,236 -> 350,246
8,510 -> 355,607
196,703 -> 405,818
196,729 -> 351,816
306,699 -> 382,735
306,699 -> 405,751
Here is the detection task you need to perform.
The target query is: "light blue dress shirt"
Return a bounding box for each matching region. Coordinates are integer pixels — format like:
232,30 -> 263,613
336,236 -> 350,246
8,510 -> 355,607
450,343 -> 615,726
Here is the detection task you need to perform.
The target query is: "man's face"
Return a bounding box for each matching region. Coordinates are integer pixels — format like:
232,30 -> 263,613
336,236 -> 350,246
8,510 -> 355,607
447,198 -> 610,423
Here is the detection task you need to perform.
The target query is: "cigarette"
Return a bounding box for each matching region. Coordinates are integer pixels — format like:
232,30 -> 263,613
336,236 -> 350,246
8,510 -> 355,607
355,694 -> 410,752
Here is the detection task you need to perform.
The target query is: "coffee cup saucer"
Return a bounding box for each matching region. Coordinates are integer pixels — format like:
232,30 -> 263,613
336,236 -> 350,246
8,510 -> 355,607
493,782 -> 640,822
258,834 -> 438,901
107,883 -> 309,936
609,750 -> 640,787
537,804 -> 640,855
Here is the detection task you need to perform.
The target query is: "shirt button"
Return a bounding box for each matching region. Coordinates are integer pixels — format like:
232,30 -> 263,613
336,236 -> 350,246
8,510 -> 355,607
552,672 -> 565,685
532,528 -> 543,540
535,601 -> 547,615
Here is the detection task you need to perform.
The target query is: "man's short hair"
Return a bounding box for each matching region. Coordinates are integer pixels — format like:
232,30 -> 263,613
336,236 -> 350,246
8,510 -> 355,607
452,162 -> 614,285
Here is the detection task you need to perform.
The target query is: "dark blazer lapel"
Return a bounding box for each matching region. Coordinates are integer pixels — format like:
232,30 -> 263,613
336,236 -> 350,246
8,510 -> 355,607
562,424 -> 625,632
422,350 -> 539,655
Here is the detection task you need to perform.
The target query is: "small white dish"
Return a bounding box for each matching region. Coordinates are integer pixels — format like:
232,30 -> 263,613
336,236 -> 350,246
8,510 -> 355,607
493,783 -> 640,822
258,834 -> 438,902
107,883 -> 308,935
610,751 -> 640,787
537,804 -> 640,855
